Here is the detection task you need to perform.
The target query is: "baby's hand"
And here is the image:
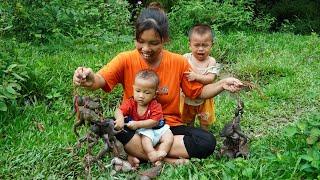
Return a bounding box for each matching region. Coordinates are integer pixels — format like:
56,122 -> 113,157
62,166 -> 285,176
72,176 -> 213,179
73,67 -> 95,87
126,121 -> 138,130
184,68 -> 198,81
114,118 -> 124,130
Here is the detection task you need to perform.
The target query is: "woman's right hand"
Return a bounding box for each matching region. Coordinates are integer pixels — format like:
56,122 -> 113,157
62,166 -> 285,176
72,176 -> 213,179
73,67 -> 95,88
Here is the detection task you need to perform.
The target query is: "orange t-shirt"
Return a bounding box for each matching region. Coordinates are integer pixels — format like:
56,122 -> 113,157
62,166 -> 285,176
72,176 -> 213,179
98,49 -> 203,126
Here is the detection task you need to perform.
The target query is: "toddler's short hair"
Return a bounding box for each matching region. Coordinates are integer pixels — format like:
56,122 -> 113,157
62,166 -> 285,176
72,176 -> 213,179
188,24 -> 214,42
135,69 -> 160,89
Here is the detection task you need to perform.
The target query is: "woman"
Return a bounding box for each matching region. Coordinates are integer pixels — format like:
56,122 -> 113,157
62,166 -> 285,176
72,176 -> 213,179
73,7 -> 243,167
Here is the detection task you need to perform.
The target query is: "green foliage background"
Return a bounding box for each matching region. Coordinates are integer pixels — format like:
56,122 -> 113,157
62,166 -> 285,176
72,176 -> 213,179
256,0 -> 320,34
168,0 -> 274,35
0,0 -> 132,42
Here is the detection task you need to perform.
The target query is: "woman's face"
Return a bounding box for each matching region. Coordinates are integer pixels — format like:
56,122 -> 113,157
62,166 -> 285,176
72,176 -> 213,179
135,29 -> 164,64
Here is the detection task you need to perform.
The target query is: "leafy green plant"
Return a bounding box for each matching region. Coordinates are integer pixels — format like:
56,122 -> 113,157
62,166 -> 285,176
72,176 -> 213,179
263,0 -> 320,34
168,0 -> 274,36
0,0 -> 132,43
0,40 -> 29,111
0,64 -> 29,111
285,115 -> 320,177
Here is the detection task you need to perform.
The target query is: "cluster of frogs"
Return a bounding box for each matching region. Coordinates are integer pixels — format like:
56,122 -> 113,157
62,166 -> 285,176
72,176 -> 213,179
73,96 -> 161,180
72,95 -> 249,179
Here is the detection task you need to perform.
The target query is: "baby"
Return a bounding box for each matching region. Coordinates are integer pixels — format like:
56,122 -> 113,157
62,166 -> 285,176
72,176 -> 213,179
114,69 -> 173,164
181,24 -> 220,131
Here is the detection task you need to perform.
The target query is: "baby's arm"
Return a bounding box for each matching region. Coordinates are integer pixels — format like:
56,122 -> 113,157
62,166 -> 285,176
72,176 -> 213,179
126,119 -> 158,130
127,101 -> 163,130
185,57 -> 218,85
114,108 -> 125,130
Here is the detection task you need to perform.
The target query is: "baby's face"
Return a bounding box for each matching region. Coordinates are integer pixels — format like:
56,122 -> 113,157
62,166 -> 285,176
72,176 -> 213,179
189,32 -> 212,61
133,78 -> 157,106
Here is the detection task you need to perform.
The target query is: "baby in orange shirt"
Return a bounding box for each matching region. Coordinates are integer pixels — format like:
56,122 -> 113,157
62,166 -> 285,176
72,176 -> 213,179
181,24 -> 221,131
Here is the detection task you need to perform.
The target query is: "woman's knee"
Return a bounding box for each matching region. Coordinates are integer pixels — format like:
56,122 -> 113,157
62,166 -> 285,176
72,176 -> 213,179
185,128 -> 216,158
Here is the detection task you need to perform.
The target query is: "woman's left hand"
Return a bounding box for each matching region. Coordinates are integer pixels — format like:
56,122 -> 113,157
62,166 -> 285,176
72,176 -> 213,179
222,77 -> 243,92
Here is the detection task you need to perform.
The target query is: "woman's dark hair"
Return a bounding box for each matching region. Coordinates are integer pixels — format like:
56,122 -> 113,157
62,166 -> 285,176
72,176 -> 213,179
135,7 -> 169,42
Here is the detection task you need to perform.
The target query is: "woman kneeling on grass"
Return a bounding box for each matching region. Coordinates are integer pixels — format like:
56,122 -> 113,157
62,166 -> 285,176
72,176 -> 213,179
73,6 -> 243,168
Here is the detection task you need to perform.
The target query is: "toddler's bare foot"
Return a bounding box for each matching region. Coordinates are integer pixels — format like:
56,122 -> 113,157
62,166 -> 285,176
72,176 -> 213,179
128,155 -> 140,170
157,150 -> 167,160
147,151 -> 158,162
111,157 -> 134,172
148,150 -> 167,163
154,160 -> 163,167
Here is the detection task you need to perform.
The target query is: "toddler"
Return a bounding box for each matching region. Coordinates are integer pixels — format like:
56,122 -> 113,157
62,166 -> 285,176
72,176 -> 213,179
115,69 -> 173,164
181,24 -> 220,131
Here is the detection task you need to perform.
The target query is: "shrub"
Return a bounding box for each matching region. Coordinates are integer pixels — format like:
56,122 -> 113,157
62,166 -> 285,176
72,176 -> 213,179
168,0 -> 274,36
0,0 -> 132,43
284,114 -> 320,178
257,0 -> 320,34
0,39 -> 29,111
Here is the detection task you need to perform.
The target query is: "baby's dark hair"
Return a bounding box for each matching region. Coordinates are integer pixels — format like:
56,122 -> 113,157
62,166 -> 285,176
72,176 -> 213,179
148,2 -> 163,10
135,69 -> 160,89
188,24 -> 214,42
135,6 -> 169,42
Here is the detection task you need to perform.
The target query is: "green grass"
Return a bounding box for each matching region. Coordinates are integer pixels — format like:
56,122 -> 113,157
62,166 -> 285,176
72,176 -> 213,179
1,32 -> 319,179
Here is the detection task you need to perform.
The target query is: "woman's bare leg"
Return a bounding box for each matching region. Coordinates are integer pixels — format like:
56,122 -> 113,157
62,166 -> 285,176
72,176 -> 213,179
162,135 -> 190,164
166,135 -> 189,158
163,157 -> 190,165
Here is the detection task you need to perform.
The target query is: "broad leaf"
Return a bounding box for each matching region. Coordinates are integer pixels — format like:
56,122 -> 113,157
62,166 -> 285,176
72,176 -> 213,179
6,64 -> 18,71
297,122 -> 307,132
310,128 -> 320,137
307,136 -> 318,145
299,163 -> 312,172
285,126 -> 298,137
12,72 -> 26,81
300,154 -> 313,161
0,101 -> 7,111
242,167 -> 253,178
6,86 -> 16,94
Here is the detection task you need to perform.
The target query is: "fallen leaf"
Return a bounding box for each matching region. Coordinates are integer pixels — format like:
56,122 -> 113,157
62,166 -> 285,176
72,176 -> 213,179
65,147 -> 74,153
36,122 -> 45,132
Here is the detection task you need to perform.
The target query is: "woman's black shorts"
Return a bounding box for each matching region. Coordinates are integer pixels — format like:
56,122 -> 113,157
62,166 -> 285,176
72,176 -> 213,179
115,125 -> 216,159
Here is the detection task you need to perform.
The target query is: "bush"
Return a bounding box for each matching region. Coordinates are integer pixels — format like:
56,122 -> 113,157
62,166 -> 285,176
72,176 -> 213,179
0,39 -> 29,111
256,0 -> 320,34
0,0 -> 132,43
284,114 -> 320,178
168,0 -> 274,36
